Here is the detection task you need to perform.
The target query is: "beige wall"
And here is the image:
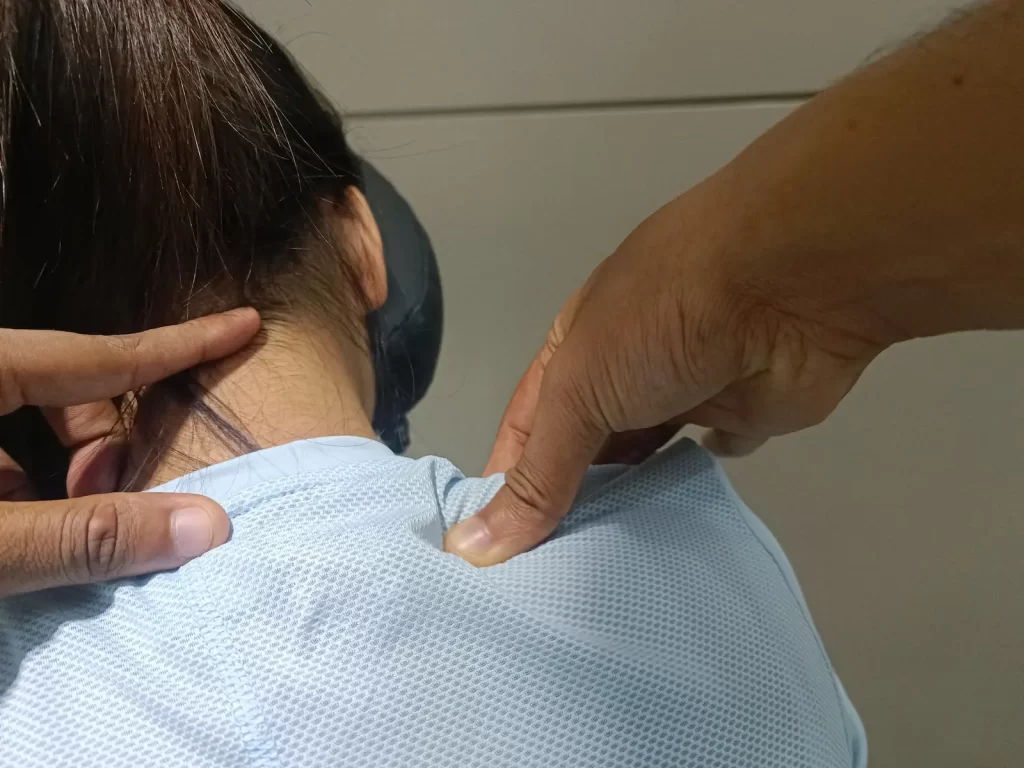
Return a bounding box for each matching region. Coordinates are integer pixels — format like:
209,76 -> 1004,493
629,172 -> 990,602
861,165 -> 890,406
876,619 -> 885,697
240,2 -> 1023,766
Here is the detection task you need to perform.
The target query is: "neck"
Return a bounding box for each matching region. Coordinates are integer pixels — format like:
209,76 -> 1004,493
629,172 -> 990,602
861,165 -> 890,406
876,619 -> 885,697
128,321 -> 376,490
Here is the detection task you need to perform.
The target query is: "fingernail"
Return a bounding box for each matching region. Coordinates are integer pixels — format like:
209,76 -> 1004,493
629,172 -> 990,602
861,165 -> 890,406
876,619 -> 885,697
446,518 -> 493,557
171,507 -> 216,559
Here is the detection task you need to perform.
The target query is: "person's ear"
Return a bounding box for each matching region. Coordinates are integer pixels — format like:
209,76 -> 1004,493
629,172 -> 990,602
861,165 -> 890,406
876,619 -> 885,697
324,187 -> 387,312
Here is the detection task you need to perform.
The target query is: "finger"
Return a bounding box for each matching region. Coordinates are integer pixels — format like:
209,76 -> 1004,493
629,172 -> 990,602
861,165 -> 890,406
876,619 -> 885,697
483,354 -> 545,476
681,398 -> 769,457
0,493 -> 231,597
446,356 -> 608,566
701,429 -> 768,457
43,402 -> 128,497
0,308 -> 260,414
0,448 -> 35,502
593,417 -> 687,465
484,289 -> 586,476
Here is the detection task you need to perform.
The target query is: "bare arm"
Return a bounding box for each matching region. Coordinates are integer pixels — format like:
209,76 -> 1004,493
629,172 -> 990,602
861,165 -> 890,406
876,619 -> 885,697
718,0 -> 1024,341
446,0 -> 1024,565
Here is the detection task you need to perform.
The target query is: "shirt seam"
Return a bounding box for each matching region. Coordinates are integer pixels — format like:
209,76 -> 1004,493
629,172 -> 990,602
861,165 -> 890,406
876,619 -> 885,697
181,563 -> 282,768
708,456 -> 860,767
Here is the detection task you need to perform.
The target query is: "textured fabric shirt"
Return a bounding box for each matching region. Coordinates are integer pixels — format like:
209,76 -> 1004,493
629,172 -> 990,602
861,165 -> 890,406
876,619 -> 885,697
0,437 -> 866,767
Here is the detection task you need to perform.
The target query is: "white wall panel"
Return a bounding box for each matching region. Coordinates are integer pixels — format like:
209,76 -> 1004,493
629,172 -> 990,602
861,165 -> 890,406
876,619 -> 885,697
351,106 -> 1024,768
238,0 -> 962,113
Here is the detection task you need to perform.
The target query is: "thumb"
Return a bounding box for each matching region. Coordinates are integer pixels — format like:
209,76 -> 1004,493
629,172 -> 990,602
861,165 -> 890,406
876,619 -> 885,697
445,358 -> 608,566
0,493 -> 230,597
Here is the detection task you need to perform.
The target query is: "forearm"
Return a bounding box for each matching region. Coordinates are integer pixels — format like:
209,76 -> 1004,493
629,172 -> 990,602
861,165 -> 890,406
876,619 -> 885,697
710,0 -> 1024,342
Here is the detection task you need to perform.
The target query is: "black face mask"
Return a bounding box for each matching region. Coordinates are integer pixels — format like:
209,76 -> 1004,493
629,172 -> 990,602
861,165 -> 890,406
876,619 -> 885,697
362,161 -> 444,455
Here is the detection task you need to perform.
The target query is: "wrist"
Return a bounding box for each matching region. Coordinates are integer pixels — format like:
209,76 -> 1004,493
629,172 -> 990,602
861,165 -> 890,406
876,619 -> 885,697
702,90 -> 1024,346
690,161 -> 905,353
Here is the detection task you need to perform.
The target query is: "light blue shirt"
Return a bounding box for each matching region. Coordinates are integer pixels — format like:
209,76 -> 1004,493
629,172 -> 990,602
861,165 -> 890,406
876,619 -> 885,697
0,437 -> 866,767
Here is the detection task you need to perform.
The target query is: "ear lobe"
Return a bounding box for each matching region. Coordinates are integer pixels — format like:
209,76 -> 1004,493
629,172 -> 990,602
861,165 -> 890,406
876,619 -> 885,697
343,186 -> 387,311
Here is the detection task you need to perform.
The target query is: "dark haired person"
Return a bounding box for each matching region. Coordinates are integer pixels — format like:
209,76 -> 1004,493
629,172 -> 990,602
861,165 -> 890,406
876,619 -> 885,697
0,2 -> 863,766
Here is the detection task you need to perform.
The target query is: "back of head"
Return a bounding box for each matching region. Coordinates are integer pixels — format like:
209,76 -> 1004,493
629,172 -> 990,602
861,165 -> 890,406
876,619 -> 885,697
0,0 -> 365,334
0,0 -> 370,491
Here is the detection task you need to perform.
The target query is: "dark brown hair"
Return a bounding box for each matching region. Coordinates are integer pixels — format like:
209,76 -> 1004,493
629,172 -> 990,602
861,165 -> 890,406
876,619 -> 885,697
0,0 -> 370,494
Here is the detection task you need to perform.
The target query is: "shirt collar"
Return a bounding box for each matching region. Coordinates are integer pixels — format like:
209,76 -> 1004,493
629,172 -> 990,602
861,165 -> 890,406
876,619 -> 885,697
148,436 -> 395,503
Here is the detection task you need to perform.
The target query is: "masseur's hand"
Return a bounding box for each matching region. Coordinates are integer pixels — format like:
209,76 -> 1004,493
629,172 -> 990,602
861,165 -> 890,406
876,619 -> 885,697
443,185 -> 891,566
446,0 -> 1024,566
0,309 -> 260,596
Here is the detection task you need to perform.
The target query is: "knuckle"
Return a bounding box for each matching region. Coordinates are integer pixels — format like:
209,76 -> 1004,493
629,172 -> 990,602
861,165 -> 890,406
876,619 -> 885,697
546,356 -> 612,437
502,462 -> 564,531
174,319 -> 211,363
669,287 -> 737,391
546,317 -> 568,352
538,322 -> 567,370
502,422 -> 531,453
0,369 -> 25,416
107,333 -> 143,357
0,350 -> 26,416
62,498 -> 136,582
108,334 -> 144,389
